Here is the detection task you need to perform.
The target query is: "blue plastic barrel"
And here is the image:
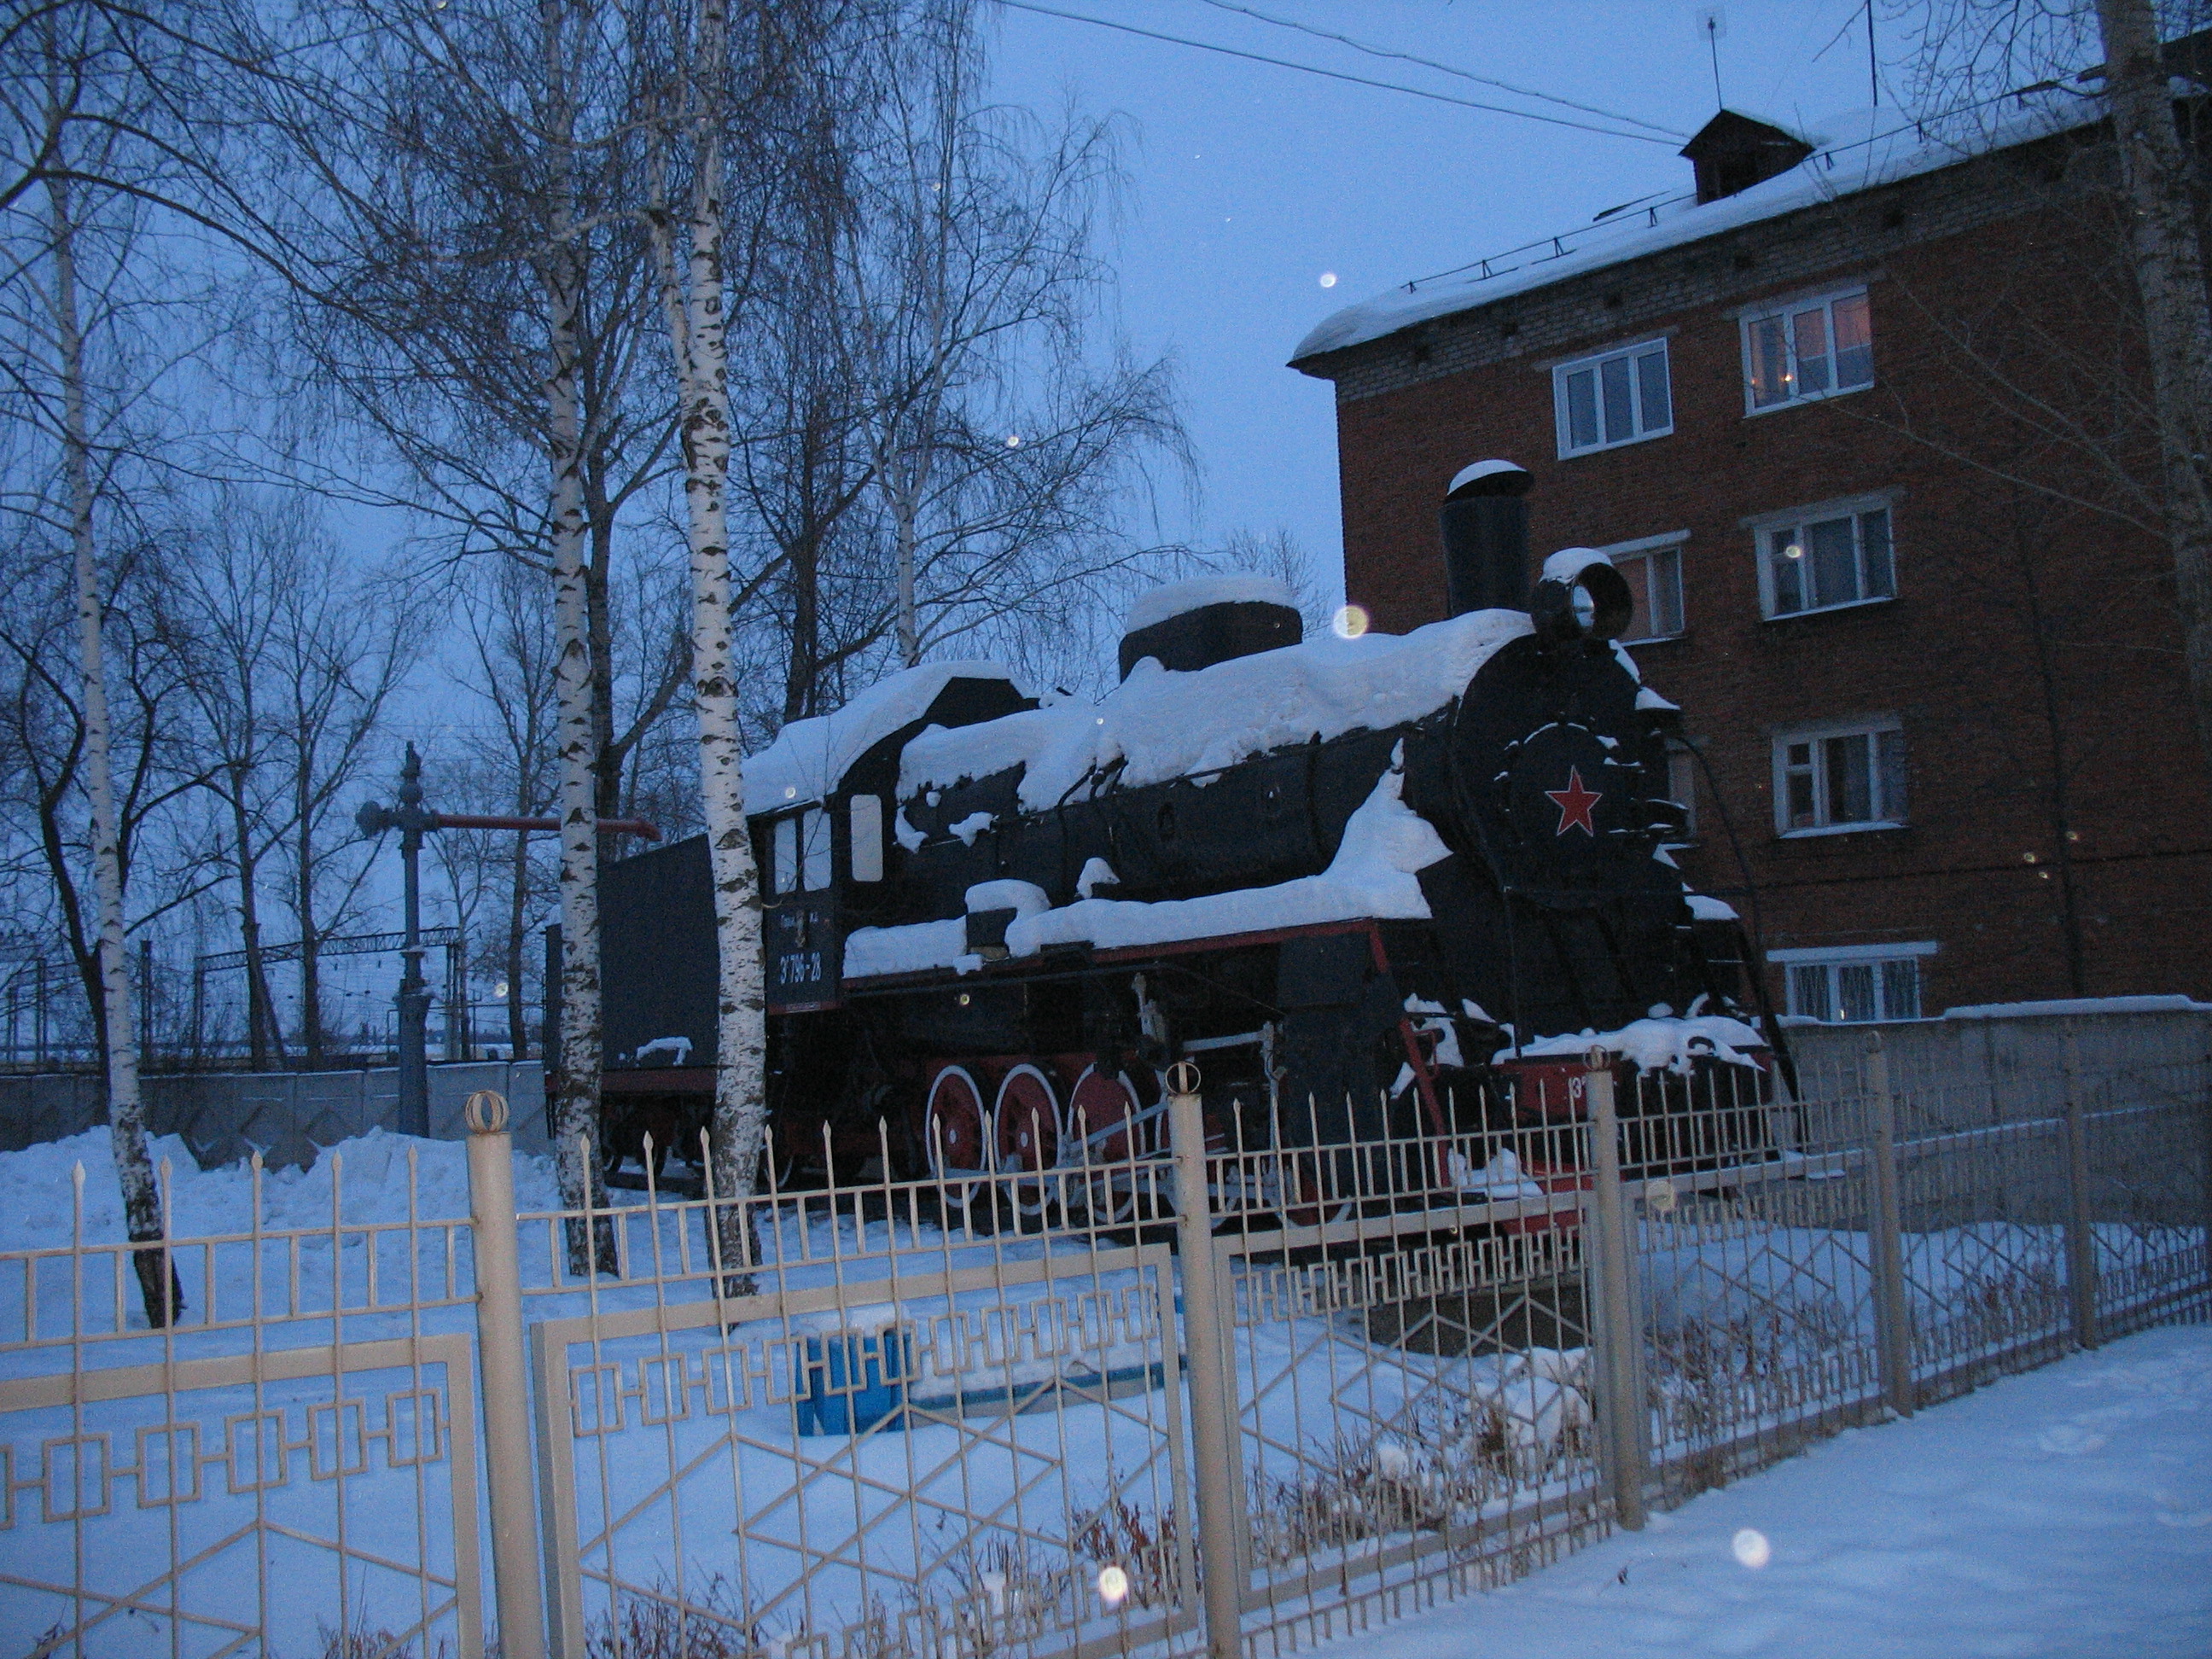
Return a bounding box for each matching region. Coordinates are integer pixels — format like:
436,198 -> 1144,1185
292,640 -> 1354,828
795,1323 -> 911,1435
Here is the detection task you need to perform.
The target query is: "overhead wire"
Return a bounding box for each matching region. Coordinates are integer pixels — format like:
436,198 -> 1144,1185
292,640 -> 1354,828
1187,0 -> 1690,138
992,1 -> 1684,145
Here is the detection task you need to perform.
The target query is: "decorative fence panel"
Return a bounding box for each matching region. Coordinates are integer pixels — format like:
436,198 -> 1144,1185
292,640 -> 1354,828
0,1149 -> 487,1658
0,1022 -> 2205,1659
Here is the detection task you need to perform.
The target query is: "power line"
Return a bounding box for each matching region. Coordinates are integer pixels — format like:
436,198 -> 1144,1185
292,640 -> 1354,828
1188,0 -> 1690,139
993,1 -> 1684,146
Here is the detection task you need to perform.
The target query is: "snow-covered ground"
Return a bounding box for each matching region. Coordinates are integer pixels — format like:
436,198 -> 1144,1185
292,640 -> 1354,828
1356,1324 -> 2212,1659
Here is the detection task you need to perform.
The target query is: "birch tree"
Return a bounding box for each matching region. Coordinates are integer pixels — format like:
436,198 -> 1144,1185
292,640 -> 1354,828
647,0 -> 775,1285
2093,0 -> 2212,758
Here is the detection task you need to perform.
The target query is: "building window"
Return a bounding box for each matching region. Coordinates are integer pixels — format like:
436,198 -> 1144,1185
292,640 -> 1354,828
1756,502 -> 1895,617
1743,287 -> 1873,410
1554,339 -> 1673,456
1773,720 -> 1906,834
1665,744 -> 1698,842
1770,943 -> 1935,1022
1604,538 -> 1685,640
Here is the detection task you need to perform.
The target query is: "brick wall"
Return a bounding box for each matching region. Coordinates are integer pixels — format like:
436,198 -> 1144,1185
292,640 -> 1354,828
1311,138 -> 2212,1011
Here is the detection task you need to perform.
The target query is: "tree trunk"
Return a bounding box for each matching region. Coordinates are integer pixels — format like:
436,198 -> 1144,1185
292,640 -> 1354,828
228,770 -> 283,1069
507,789 -> 533,1059
49,167 -> 174,1325
661,0 -> 768,1295
2096,0 -> 2212,764
542,0 -> 608,1275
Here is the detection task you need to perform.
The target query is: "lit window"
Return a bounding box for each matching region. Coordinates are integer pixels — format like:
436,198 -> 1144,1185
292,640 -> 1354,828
1606,540 -> 1685,640
1773,719 -> 1906,835
1743,288 -> 1873,410
1554,339 -> 1673,456
1755,501 -> 1895,618
1771,943 -> 1933,1022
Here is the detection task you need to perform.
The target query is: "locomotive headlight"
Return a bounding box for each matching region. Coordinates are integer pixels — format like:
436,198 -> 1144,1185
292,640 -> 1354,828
1570,585 -> 1597,634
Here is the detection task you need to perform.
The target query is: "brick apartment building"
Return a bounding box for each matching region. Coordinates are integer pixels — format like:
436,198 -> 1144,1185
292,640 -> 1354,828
1291,73 -> 2212,1020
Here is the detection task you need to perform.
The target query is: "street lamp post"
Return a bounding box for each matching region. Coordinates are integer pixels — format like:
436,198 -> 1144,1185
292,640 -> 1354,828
357,748 -> 660,1140
357,744 -> 438,1136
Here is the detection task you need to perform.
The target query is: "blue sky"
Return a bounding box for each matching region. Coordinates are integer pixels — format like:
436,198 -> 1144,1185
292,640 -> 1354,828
986,1 -> 1906,602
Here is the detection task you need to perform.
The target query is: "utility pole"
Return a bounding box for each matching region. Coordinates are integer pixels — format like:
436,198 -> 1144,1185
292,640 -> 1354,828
358,748 -> 657,1139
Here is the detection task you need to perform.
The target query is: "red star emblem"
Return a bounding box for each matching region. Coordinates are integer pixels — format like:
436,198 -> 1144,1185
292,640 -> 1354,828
1545,767 -> 1603,837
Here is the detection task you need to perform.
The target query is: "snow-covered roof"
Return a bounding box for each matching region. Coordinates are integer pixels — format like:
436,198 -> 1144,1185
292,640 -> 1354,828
1124,574 -> 1296,633
1292,94 -> 2104,364
900,608 -> 1531,809
746,660 -> 1023,808
845,762 -> 1449,979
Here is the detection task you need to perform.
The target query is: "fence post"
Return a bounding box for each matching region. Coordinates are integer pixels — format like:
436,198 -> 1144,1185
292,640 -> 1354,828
1863,1033 -> 1915,1417
1167,1064 -> 1243,1659
2060,1025 -> 2099,1350
1584,1049 -> 1647,1530
464,1090 -> 548,1659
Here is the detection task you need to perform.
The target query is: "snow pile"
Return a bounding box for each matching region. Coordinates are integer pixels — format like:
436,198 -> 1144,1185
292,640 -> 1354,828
748,660 -> 1023,806
1342,1325 -> 2212,1659
845,762 -> 1451,978
1294,92 -> 2103,361
1942,993 -> 2212,1020
1124,574 -> 1295,632
901,608 -> 1531,809
1506,1014 -> 1767,1073
0,1125 -> 563,1244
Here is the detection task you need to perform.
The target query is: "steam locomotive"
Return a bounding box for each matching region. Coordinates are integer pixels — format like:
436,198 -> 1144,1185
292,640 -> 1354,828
589,461 -> 1784,1201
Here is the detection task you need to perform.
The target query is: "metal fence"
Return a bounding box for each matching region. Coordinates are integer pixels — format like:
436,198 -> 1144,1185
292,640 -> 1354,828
2,1024 -> 2206,1659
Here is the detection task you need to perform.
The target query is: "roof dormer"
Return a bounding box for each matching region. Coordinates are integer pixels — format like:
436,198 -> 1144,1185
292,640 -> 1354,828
1680,110 -> 1815,204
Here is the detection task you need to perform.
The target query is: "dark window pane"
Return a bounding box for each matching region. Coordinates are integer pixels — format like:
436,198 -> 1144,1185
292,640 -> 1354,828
1837,963 -> 1877,1022
1789,965 -> 1831,1020
1833,293 -> 1873,387
1769,530 -> 1805,613
1860,509 -> 1895,597
1826,734 -> 1872,822
1636,347 -> 1672,431
1749,316 -> 1789,405
1793,307 -> 1831,393
1785,742 -> 1816,827
1651,547 -> 1684,634
1877,729 -> 1908,820
1601,355 -> 1634,443
1565,368 -> 1598,449
1881,958 -> 1921,1019
1617,555 -> 1652,639
1807,515 -> 1858,606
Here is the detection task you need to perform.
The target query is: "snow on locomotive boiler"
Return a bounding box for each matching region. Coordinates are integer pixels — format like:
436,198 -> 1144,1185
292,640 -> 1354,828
593,461 -> 1784,1198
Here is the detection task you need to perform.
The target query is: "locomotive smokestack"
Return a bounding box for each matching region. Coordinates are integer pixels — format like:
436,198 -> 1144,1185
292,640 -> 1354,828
1439,459 -> 1533,616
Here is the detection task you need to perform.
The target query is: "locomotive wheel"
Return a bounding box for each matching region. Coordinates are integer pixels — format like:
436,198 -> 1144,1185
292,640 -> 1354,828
1067,1066 -> 1146,1225
993,1064 -> 1063,1224
923,1066 -> 1000,1232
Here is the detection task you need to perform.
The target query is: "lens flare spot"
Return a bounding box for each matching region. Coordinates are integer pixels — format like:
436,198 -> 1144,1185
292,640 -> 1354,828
1732,1527 -> 1771,1569
1097,1565 -> 1130,1609
1318,271 -> 1338,288
1332,604 -> 1369,639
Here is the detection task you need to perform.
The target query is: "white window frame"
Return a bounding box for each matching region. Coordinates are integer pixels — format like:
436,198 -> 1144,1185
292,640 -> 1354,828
1748,493 -> 1898,620
1769,940 -> 1936,1022
1772,716 -> 1906,837
1552,336 -> 1674,457
1600,530 -> 1687,641
1740,284 -> 1874,414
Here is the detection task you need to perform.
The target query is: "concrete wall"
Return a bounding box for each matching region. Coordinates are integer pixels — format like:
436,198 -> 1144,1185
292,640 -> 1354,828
1781,1003 -> 2212,1139
0,1061 -> 549,1170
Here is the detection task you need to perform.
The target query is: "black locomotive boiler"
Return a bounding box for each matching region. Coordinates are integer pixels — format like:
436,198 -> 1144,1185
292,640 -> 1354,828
592,461 -> 1784,1202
